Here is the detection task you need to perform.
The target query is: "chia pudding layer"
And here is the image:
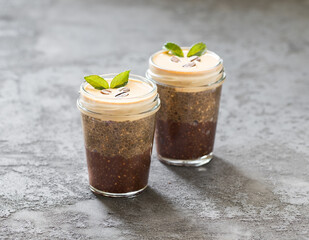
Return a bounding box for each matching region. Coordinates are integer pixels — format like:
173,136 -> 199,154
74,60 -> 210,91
77,74 -> 160,196
82,114 -> 156,193
147,48 -> 225,165
156,84 -> 222,160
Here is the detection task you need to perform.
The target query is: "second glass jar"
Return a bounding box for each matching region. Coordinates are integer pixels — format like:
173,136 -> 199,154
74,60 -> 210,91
147,50 -> 226,167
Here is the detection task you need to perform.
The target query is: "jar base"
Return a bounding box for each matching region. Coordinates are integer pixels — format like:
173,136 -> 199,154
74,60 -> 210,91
158,152 -> 213,167
89,185 -> 147,198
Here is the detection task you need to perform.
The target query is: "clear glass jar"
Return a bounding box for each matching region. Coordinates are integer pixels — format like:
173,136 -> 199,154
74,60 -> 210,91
147,50 -> 226,167
77,74 -> 160,197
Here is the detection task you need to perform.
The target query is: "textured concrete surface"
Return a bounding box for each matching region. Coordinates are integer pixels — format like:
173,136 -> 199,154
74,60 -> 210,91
0,0 -> 309,239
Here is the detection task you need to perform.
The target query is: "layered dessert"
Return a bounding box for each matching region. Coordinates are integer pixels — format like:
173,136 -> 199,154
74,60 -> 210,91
147,43 -> 225,166
77,73 -> 160,197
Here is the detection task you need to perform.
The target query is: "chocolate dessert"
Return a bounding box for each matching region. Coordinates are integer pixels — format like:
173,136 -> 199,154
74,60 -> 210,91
82,114 -> 156,193
77,72 -> 160,196
147,42 -> 226,166
156,84 -> 222,160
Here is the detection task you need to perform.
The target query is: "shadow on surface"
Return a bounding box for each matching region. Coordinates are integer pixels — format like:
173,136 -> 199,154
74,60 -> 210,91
164,156 -> 280,208
95,187 -> 206,238
93,156 -> 281,238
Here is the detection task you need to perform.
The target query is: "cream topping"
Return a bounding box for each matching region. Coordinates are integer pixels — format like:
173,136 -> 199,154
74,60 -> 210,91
147,48 -> 225,89
152,49 -> 220,73
83,79 -> 153,103
78,76 -> 160,121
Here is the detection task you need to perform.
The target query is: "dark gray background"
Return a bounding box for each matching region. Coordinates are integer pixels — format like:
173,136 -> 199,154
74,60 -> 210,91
0,0 -> 308,239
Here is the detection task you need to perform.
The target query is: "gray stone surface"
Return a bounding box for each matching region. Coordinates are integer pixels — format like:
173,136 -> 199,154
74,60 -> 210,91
0,0 -> 308,239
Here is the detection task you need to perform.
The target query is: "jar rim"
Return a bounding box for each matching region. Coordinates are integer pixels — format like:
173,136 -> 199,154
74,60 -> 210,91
146,69 -> 226,89
77,94 -> 161,117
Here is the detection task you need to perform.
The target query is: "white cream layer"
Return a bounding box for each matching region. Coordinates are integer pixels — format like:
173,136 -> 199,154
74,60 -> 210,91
152,49 -> 220,72
148,48 -> 225,89
78,77 -> 159,121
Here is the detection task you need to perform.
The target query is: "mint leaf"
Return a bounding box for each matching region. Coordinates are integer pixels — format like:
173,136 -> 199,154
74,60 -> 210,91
187,42 -> 207,57
164,42 -> 184,57
84,75 -> 109,90
110,70 -> 130,89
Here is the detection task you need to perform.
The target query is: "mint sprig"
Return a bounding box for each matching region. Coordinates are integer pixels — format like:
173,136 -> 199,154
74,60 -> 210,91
84,70 -> 130,89
84,75 -> 109,90
110,70 -> 130,89
187,42 -> 207,57
164,42 -> 184,57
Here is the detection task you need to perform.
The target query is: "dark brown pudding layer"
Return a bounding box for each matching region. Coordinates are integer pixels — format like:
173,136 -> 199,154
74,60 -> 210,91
86,148 -> 151,193
156,120 -> 217,160
156,84 -> 222,160
81,114 -> 156,193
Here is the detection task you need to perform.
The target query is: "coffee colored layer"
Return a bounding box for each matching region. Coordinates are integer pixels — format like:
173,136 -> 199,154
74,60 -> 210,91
155,84 -> 222,160
81,113 -> 156,193
156,84 -> 222,123
86,148 -> 151,193
156,120 -> 217,160
82,114 -> 156,159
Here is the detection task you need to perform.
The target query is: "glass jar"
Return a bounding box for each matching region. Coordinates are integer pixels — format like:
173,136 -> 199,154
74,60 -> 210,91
147,50 -> 226,167
77,74 -> 160,197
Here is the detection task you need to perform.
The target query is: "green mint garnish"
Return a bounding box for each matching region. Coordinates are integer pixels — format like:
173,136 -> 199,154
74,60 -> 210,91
84,71 -> 131,89
110,70 -> 130,89
187,42 -> 207,57
164,42 -> 184,57
84,75 -> 109,90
